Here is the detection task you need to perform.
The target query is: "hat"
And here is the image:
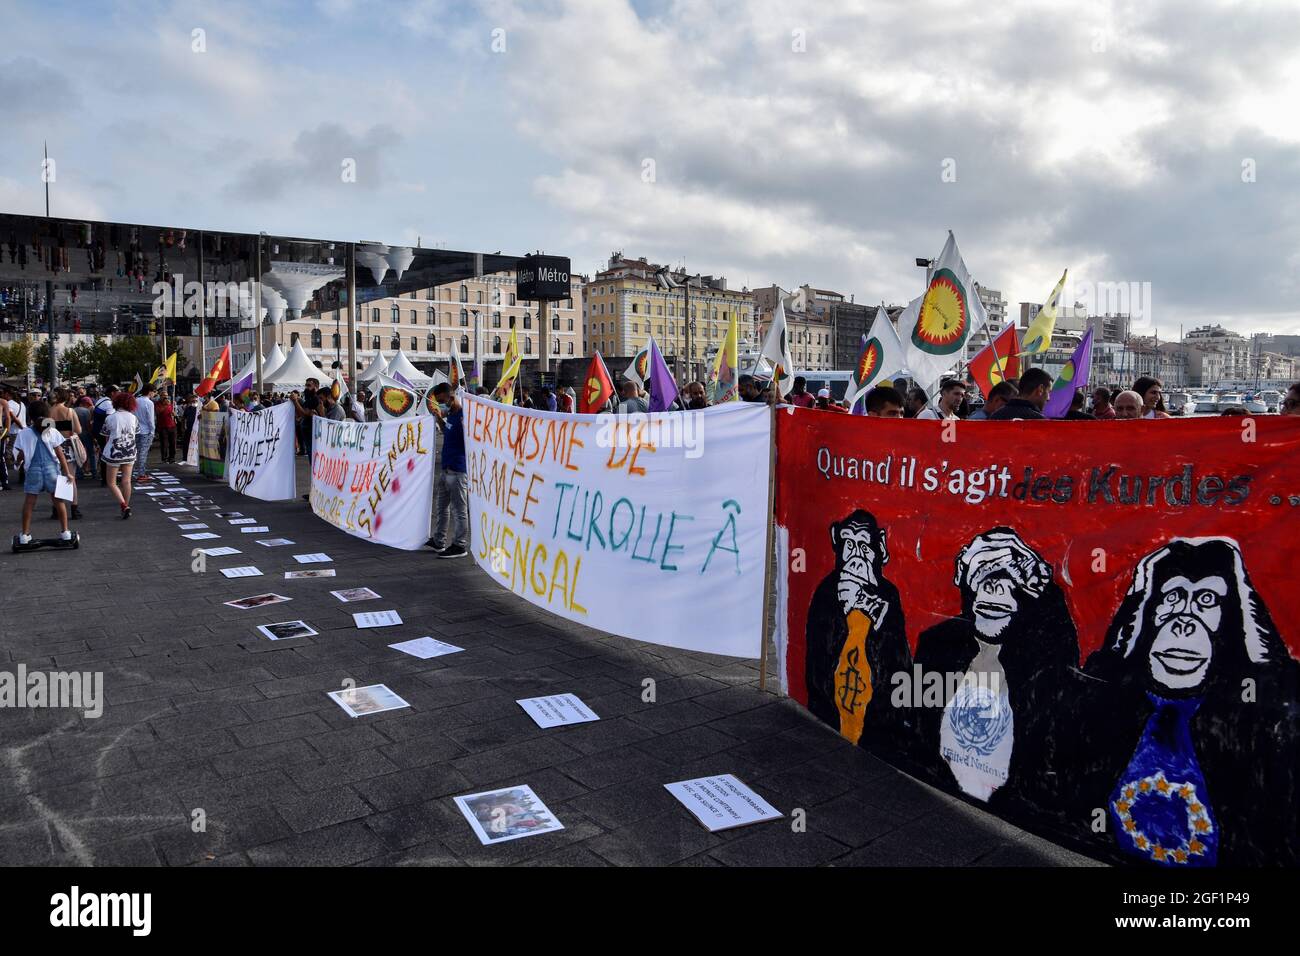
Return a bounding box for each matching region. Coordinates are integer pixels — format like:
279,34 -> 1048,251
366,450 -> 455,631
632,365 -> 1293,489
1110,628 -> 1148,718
817,388 -> 831,399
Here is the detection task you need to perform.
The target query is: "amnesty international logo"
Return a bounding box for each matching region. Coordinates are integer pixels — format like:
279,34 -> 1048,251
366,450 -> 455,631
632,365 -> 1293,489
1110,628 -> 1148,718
913,268 -> 969,356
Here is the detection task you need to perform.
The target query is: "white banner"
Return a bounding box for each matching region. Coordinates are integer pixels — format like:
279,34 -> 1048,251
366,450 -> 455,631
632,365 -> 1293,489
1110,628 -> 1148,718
227,402 -> 296,500
310,416 -> 435,551
463,394 -> 772,658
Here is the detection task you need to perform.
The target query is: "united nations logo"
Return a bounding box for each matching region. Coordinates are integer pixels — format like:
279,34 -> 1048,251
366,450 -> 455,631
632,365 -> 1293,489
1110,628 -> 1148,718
947,688 -> 1011,756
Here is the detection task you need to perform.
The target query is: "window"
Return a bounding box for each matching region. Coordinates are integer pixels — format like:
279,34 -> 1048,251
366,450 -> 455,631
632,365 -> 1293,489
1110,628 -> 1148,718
371,308 -> 380,322
493,335 -> 502,354
568,318 -> 574,331
411,337 -> 418,352
552,339 -> 560,354
567,341 -> 574,355
657,306 -> 663,316
392,306 -> 400,323
427,308 -> 435,325
524,336 -> 532,355
459,285 -> 468,303
632,303 -> 638,314
632,322 -> 639,334
310,328 -> 322,348
331,332 -> 340,349
291,331 -> 300,345
509,293 -> 516,306
524,312 -> 532,330
552,315 -> 559,330
492,312 -> 501,328
354,331 -> 362,348
390,334 -> 400,350
459,310 -> 468,327
476,290 -> 484,304
459,334 -> 469,353
410,309 -> 418,324
426,334 -> 436,351
371,335 -> 380,349
509,315 -> 516,329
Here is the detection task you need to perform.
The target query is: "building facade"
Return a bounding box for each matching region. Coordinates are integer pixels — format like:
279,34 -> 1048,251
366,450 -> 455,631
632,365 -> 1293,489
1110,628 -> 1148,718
278,270 -> 585,378
583,253 -> 755,380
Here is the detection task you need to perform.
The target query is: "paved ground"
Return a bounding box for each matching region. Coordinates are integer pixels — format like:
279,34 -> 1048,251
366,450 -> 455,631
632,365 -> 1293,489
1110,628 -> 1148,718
0,453 -> 1099,867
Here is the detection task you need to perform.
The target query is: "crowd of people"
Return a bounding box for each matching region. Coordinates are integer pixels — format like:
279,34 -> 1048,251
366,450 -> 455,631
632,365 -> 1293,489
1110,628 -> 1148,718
3,368 -> 1297,549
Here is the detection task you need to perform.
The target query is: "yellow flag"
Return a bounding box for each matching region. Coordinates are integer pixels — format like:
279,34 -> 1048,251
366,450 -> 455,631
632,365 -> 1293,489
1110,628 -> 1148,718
164,352 -> 177,382
1020,268 -> 1067,355
495,329 -> 521,404
707,311 -> 739,403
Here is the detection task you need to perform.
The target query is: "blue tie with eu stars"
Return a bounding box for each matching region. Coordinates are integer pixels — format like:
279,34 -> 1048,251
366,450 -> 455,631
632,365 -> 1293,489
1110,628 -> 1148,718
1109,694 -> 1217,866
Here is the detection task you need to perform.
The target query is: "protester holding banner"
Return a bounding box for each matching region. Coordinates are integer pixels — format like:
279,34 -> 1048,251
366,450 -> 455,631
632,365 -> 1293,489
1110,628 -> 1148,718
1133,376 -> 1171,419
916,379 -> 967,420
988,367 -> 1050,420
426,382 -> 468,558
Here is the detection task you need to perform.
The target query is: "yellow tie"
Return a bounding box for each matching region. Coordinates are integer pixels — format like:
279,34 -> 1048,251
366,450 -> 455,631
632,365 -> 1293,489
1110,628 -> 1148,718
835,609 -> 873,744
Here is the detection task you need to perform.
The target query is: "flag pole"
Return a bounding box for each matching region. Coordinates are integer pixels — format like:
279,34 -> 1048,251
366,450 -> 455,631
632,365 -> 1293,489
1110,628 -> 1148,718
759,402 -> 778,693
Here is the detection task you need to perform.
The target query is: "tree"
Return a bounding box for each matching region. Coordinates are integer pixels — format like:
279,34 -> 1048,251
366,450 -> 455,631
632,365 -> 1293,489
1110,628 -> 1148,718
99,337 -> 189,388
61,338 -> 111,382
0,337 -> 34,381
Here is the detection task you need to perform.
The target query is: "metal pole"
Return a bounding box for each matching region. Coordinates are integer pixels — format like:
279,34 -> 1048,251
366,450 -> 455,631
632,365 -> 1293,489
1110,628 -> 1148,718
46,278 -> 55,389
197,230 -> 205,390
255,235 -> 264,394
539,299 -> 550,377
683,275 -> 690,384
346,242 -> 356,387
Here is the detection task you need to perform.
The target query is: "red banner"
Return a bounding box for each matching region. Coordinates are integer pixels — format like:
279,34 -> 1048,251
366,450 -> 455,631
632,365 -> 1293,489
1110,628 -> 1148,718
775,409 -> 1299,867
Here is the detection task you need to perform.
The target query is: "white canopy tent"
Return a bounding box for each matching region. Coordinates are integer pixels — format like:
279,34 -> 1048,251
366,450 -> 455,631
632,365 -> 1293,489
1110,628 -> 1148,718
262,343 -> 287,379
231,342 -> 287,389
384,349 -> 433,387
356,351 -> 390,384
263,341 -> 327,390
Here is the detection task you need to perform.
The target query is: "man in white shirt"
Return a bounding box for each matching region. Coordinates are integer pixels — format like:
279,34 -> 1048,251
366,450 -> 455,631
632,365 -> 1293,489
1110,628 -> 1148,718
133,382 -> 157,480
916,378 -> 967,420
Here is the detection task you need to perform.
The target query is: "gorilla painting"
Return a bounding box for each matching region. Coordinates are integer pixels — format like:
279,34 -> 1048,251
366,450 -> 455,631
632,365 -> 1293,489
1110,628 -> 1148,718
804,509 -> 911,746
911,528 -> 1079,813
1082,537 -> 1299,867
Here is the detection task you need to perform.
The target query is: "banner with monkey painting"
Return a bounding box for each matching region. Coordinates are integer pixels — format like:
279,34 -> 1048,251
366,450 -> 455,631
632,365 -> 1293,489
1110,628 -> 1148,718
774,408 -> 1299,867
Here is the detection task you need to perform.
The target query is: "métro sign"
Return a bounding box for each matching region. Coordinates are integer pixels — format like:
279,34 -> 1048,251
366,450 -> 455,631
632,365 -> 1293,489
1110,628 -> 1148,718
517,254 -> 572,301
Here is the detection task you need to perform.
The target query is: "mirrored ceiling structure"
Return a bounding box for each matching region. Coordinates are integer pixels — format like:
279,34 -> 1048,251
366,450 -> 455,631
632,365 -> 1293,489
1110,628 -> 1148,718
0,212 -> 533,340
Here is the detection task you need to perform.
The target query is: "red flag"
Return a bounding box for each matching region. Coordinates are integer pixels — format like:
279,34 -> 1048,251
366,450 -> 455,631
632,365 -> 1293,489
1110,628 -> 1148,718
195,343 -> 232,397
579,351 -> 614,414
967,322 -> 1021,399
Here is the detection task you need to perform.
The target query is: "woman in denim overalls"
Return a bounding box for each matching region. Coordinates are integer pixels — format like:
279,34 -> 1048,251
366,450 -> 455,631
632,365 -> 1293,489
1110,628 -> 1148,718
15,400 -> 75,545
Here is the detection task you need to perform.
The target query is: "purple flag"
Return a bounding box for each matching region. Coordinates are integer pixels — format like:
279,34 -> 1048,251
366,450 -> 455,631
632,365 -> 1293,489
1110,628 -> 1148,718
1043,326 -> 1094,419
231,370 -> 254,395
646,338 -> 679,412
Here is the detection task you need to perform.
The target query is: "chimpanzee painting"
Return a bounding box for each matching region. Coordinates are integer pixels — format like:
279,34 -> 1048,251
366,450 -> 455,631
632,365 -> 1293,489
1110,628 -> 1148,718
911,528 -> 1079,812
1083,538 -> 1299,867
804,510 -> 912,744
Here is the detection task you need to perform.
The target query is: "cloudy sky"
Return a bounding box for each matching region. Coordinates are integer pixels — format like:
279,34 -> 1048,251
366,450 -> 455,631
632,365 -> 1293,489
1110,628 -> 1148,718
2,0 -> 1298,335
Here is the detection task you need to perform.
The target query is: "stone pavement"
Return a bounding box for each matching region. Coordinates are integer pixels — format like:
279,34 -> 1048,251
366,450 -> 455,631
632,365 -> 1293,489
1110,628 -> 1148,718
0,453 -> 1099,867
